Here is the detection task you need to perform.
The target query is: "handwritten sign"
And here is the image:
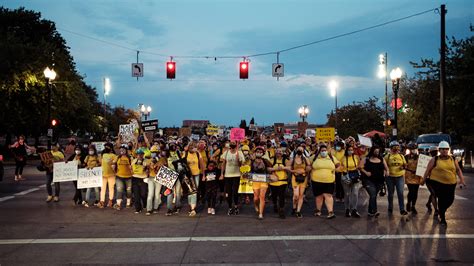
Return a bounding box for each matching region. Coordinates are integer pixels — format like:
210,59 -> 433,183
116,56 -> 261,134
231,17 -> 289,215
191,134 -> 200,141
316,128 -> 335,142
77,167 -> 102,189
155,166 -> 179,189
39,152 -> 54,171
91,142 -> 106,153
53,160 -> 78,183
206,126 -> 219,136
306,129 -> 316,138
230,128 -> 245,141
416,154 -> 432,177
238,178 -> 253,194
119,123 -> 137,144
251,173 -> 268,183
357,134 -> 373,148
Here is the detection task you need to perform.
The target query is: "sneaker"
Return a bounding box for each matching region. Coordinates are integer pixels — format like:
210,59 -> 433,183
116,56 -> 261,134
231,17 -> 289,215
189,210 -> 197,217
411,207 -> 418,215
211,208 -> 216,215
166,209 -> 173,216
134,209 -> 142,214
208,208 -> 212,214
406,203 -> 411,212
94,200 -> 99,206
146,211 -> 152,216
400,210 -> 408,216
98,201 -> 105,209
351,209 -> 361,218
227,208 -> 234,216
46,196 -> 53,203
53,196 -> 59,202
345,209 -> 351,217
153,209 -> 159,214
173,207 -> 181,214
107,200 -> 113,208
327,212 -> 336,219
234,208 -> 239,215
113,204 -> 121,211
296,212 -> 303,218
84,202 -> 90,208
314,209 -> 322,217
258,214 -> 264,220
14,175 -> 19,182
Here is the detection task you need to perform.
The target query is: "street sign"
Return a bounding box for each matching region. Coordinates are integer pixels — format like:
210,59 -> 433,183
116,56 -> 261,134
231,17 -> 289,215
132,63 -> 144,77
141,119 -> 158,132
47,128 -> 53,137
272,63 -> 284,77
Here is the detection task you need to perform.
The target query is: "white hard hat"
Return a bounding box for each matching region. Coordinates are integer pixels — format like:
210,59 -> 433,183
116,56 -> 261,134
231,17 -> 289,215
438,141 -> 450,149
389,140 -> 400,147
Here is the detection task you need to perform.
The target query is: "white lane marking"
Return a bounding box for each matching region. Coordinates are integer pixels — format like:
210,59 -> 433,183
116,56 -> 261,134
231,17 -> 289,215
0,196 -> 15,202
14,188 -> 39,196
455,195 -> 468,200
0,234 -> 473,245
38,184 -> 46,188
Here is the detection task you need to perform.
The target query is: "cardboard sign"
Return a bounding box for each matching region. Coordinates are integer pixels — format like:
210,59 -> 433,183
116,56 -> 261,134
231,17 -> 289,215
179,127 -> 192,137
416,154 -> 432,177
284,133 -> 294,140
306,129 -> 316,138
191,134 -> 200,141
39,152 -> 54,171
155,166 -> 179,189
119,123 -> 137,144
206,126 -> 219,136
357,134 -> 373,148
53,160 -> 78,182
251,173 -> 268,183
238,178 -> 253,194
91,142 -> 106,153
230,128 -> 245,141
141,119 -> 158,132
316,127 -> 335,142
77,167 -> 102,189
249,124 -> 257,132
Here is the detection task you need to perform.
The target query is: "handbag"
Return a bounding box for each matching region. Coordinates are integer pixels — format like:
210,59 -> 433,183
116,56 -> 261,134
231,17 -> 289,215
295,174 -> 306,183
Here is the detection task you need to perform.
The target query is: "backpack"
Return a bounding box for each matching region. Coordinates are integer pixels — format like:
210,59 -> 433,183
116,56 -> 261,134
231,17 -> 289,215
434,155 -> 457,169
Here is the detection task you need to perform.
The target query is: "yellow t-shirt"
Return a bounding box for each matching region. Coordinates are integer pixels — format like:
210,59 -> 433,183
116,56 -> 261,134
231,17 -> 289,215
270,158 -> 288,186
430,156 -> 457,184
132,158 -> 148,178
101,153 -> 117,177
149,157 -> 167,177
199,150 -> 208,168
116,155 -> 132,178
84,155 -> 100,169
342,155 -> 360,172
184,152 -> 200,176
310,155 -> 339,183
51,151 -> 64,161
332,149 -> 345,173
384,153 -> 406,177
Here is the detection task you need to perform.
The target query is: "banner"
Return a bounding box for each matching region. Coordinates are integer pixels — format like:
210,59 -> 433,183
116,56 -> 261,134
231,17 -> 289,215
155,166 -> 179,189
416,154 -> 432,177
238,178 -> 253,194
77,167 -> 102,189
230,128 -> 245,141
119,123 -> 137,143
53,161 -> 78,183
316,127 -> 335,142
357,134 -> 373,148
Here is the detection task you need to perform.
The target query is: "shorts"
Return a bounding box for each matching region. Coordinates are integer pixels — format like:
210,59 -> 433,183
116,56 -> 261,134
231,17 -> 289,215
311,181 -> 334,196
292,175 -> 308,189
252,182 -> 268,190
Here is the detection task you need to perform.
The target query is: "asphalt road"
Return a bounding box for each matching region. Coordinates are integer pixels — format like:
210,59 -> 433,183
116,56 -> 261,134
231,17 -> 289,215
0,164 -> 473,265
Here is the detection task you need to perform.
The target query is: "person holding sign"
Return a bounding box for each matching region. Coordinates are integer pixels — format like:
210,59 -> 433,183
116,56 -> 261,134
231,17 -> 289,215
45,143 -> 64,203
384,141 -> 408,216
422,141 -> 466,226
250,146 -> 273,220
83,145 -> 101,207
289,145 -> 311,218
220,140 -> 245,216
98,143 -> 117,209
310,144 -> 340,219
404,143 -> 422,214
67,145 -> 86,206
146,148 -> 167,216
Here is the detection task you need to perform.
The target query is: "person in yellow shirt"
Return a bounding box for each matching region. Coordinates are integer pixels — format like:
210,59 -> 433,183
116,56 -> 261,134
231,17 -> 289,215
83,145 -> 101,207
251,146 -> 273,220
99,142 -> 117,209
132,149 -> 148,213
404,143 -> 422,214
268,148 -> 290,219
310,144 -> 340,219
341,145 -> 362,218
331,141 -> 345,202
384,141 -> 408,216
422,141 -> 466,226
289,145 -> 311,218
46,143 -> 65,203
114,145 -> 133,210
183,141 -> 205,217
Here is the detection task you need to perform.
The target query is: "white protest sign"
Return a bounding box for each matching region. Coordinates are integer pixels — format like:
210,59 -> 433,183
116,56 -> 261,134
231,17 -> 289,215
119,123 -> 137,144
358,134 -> 373,148
53,160 -> 78,183
284,133 -> 294,140
416,154 -> 432,177
77,167 -> 102,189
191,134 -> 200,141
91,142 -> 106,153
306,129 -> 316,138
155,166 -> 179,189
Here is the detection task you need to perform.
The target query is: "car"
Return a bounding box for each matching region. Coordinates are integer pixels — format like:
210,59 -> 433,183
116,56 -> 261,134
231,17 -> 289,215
416,133 -> 465,168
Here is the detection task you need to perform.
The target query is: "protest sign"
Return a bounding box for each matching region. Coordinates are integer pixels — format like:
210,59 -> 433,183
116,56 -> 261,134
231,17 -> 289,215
155,166 -> 179,189
77,167 -> 102,189
306,129 -> 316,138
357,134 -> 373,148
119,123 -> 137,143
230,128 -> 245,141
191,134 -> 200,141
39,152 -> 54,171
251,173 -> 269,183
206,126 -> 219,136
284,133 -> 294,140
53,160 -> 78,183
238,178 -> 253,194
416,154 -> 432,177
179,127 -> 192,137
91,142 -> 106,153
316,127 -> 335,142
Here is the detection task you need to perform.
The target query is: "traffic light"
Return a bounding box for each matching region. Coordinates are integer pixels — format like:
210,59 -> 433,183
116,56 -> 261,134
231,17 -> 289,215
166,61 -> 176,79
240,61 -> 249,79
51,119 -> 58,127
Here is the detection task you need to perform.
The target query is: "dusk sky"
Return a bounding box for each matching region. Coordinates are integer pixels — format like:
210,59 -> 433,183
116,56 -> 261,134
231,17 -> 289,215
4,0 -> 473,127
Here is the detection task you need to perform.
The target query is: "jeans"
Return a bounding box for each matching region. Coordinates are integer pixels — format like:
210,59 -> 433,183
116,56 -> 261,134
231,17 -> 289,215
342,181 -> 362,210
225,176 -> 240,208
85,187 -> 100,203
147,179 -> 162,212
386,176 -> 405,212
46,172 -> 60,196
364,179 -> 382,214
116,177 -> 132,200
188,175 -> 200,206
132,177 -> 148,211
167,179 -> 182,210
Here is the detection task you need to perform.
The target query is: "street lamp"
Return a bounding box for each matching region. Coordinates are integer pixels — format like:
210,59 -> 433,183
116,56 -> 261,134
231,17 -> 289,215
141,105 -> 152,121
103,78 -> 111,132
378,53 -> 389,132
298,105 -> 309,122
43,67 -> 56,150
390,67 -> 402,140
329,80 -> 338,131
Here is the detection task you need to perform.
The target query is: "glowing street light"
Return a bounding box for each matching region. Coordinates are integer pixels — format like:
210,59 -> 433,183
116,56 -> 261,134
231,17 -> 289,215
390,67 -> 403,140
328,80 -> 338,130
298,105 -> 309,122
44,67 -> 57,150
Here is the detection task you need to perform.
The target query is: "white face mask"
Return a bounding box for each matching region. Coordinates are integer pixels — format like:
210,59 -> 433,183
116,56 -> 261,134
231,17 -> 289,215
75,150 -> 81,155
89,151 -> 94,155
320,151 -> 328,157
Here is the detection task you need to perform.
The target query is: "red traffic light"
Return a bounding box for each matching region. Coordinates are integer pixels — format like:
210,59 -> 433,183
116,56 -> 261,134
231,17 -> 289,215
166,61 -> 176,79
240,62 -> 249,79
51,119 -> 58,127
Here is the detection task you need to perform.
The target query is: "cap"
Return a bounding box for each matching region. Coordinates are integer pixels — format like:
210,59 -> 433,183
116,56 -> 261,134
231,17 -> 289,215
407,142 -> 417,149
136,149 -> 145,155
389,141 -> 400,147
438,141 -> 450,149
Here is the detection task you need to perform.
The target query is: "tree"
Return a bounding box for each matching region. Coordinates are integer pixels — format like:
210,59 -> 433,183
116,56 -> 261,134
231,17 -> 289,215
326,97 -> 384,139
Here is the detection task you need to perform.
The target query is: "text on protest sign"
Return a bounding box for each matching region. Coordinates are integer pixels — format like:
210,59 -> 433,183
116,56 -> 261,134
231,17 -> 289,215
119,123 -> 137,143
77,167 -> 102,189
230,128 -> 245,141
416,154 -> 432,177
306,129 -> 316,138
91,142 -> 106,153
357,134 -> 373,148
39,152 -> 54,171
316,128 -> 335,142
53,160 -> 78,183
155,166 -> 179,189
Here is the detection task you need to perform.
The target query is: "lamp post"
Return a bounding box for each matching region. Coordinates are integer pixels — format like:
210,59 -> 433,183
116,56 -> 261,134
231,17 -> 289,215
141,105 -> 152,121
103,78 -> 111,133
329,80 -> 338,131
43,67 -> 56,150
390,67 -> 402,140
378,53 -> 388,131
298,105 -> 309,122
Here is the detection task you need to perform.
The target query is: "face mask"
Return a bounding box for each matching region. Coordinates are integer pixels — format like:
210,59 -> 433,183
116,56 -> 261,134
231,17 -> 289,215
320,151 -> 328,157
192,148 -> 198,153
335,146 -> 341,151
225,143 -> 230,148
243,151 -> 249,155
75,150 -> 81,155
296,150 -> 303,156
281,147 -> 286,152
256,153 -> 263,158
230,144 -> 237,149
89,151 -> 95,155
151,153 -> 157,158
348,151 -> 353,155
128,145 -> 133,150
120,150 -> 127,155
